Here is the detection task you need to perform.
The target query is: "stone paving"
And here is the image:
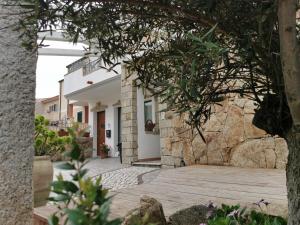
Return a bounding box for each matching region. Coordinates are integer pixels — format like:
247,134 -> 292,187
96,167 -> 158,190
53,157 -> 158,190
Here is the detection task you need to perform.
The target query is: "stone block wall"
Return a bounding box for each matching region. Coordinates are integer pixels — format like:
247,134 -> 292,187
121,67 -> 138,164
159,96 -> 288,169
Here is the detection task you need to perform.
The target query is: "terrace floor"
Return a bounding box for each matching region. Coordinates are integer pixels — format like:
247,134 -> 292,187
109,165 -> 287,219
34,164 -> 287,222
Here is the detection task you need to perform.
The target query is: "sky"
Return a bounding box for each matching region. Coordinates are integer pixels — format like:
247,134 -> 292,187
35,40 -> 86,99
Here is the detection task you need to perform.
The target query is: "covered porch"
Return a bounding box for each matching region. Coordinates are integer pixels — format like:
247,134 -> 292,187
65,75 -> 122,157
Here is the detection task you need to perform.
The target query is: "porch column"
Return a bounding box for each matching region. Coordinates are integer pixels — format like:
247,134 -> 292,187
121,66 -> 138,164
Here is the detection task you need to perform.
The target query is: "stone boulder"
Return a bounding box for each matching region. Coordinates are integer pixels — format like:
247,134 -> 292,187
122,196 -> 167,225
168,205 -> 215,225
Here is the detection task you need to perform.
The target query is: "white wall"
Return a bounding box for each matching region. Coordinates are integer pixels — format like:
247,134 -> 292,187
64,64 -> 121,96
105,105 -> 118,157
137,88 -> 161,160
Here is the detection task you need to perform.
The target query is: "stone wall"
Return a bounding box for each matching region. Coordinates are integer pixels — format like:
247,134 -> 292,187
160,96 -> 288,169
121,67 -> 138,164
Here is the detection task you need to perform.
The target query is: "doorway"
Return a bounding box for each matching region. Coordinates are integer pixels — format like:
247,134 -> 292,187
97,111 -> 105,156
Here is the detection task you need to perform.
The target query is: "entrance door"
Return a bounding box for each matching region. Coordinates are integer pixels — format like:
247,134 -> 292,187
97,111 -> 105,156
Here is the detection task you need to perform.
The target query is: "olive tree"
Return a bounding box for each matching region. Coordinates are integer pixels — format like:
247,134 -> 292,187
23,0 -> 300,224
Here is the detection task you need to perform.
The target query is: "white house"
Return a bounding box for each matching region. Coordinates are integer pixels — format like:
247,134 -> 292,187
61,56 -> 288,169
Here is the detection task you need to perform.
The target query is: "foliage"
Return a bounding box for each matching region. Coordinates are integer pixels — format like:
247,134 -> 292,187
67,122 -> 90,138
35,115 -> 71,156
100,143 -> 111,154
20,0 -> 297,139
48,126 -> 154,225
207,202 -> 287,225
47,131 -> 121,225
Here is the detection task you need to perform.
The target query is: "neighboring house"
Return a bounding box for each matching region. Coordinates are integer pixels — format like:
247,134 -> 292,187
62,56 -> 289,169
35,95 -> 60,126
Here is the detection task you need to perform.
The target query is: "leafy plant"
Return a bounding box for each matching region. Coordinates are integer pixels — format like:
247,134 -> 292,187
207,201 -> 287,225
100,143 -> 111,154
35,115 -> 71,156
48,127 -> 156,225
48,131 -> 121,225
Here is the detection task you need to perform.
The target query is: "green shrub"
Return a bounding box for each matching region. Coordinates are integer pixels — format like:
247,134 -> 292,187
48,128 -> 122,225
207,201 -> 287,225
35,115 -> 71,156
47,128 -> 156,225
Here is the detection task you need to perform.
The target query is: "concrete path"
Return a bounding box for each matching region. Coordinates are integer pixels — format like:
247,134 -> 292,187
109,165 -> 287,219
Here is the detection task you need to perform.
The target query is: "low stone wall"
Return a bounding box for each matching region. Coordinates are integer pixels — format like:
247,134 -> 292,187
160,96 -> 288,169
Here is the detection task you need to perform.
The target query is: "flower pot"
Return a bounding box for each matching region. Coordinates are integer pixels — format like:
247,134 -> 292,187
33,156 -> 53,207
100,151 -> 108,159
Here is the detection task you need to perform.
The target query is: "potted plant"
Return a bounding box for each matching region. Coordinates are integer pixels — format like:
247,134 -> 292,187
33,115 -> 70,207
99,143 -> 110,159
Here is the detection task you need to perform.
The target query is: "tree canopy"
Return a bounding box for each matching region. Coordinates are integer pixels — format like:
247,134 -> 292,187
23,0 -> 295,138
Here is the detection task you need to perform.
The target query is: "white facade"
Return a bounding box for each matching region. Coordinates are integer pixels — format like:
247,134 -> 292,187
137,87 -> 160,159
63,57 -> 122,158
63,57 -> 161,163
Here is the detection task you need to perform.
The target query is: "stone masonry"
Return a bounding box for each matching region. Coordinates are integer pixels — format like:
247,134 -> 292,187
159,95 -> 288,169
121,67 -> 288,169
121,66 -> 138,164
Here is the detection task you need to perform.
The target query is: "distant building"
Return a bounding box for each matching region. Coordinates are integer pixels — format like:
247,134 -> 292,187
35,95 -> 59,126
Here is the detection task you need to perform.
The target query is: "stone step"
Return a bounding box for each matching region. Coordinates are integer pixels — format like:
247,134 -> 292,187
132,160 -> 161,168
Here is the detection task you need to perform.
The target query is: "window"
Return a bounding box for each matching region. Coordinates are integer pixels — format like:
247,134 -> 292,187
48,104 -> 57,113
144,100 -> 153,123
144,100 -> 155,131
77,111 -> 83,123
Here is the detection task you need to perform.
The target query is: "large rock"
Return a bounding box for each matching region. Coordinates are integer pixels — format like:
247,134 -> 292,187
159,96 -> 288,169
230,138 -> 276,168
168,205 -> 215,225
122,196 -> 167,225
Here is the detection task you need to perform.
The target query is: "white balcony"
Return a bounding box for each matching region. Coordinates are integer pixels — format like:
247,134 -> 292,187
64,57 -> 121,97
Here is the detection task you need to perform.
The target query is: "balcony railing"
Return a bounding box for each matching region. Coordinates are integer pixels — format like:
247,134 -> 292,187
66,57 -> 89,73
82,59 -> 102,76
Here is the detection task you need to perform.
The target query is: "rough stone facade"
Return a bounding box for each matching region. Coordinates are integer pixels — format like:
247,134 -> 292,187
159,96 -> 288,169
121,67 -> 138,164
0,2 -> 37,225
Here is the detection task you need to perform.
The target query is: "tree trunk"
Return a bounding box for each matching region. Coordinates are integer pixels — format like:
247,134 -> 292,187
278,0 -> 300,126
278,1 -> 300,224
0,1 -> 37,225
286,128 -> 300,225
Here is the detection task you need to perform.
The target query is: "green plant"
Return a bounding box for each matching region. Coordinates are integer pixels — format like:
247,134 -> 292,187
35,115 -> 71,156
100,143 -> 111,154
48,132 -> 121,225
207,201 -> 287,225
48,130 -> 156,225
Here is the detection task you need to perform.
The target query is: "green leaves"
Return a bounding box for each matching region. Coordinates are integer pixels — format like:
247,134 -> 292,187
34,115 -> 69,156
48,214 -> 59,225
51,180 -> 79,193
48,129 -> 122,225
64,209 -> 88,225
55,162 -> 75,170
207,203 -> 287,225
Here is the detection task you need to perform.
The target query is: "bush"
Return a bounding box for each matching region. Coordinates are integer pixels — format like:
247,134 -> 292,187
207,201 -> 287,225
35,115 -> 71,156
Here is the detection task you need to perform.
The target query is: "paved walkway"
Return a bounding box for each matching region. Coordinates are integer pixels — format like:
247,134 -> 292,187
35,164 -> 287,222
109,165 -> 287,219
53,157 -> 157,190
